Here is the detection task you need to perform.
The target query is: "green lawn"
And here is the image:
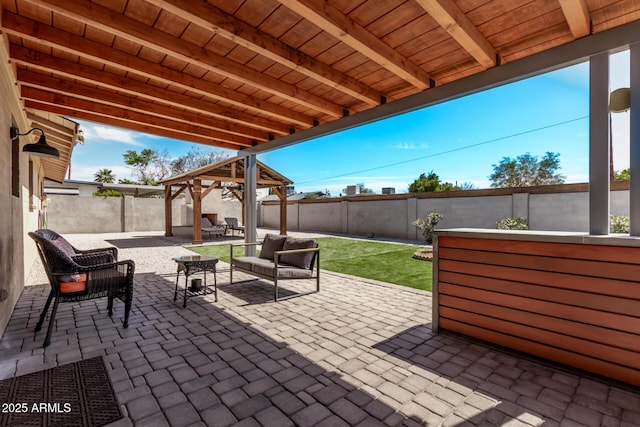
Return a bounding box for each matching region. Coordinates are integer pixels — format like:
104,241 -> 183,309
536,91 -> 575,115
189,237 -> 432,291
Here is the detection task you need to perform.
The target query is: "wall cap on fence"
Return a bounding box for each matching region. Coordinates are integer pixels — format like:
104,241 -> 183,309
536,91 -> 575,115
261,181 -> 631,205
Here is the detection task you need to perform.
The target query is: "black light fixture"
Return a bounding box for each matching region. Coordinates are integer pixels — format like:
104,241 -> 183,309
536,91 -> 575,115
10,127 -> 60,158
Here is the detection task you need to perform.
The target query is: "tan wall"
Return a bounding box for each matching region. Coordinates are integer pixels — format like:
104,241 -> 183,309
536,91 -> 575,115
260,183 -> 633,240
0,39 -> 41,339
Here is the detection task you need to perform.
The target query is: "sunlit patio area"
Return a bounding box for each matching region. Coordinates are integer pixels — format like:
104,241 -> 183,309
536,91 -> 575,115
1,231 -> 638,427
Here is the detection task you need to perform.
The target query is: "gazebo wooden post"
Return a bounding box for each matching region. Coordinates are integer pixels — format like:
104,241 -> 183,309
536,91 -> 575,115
193,179 -> 203,244
274,187 -> 287,235
164,184 -> 173,236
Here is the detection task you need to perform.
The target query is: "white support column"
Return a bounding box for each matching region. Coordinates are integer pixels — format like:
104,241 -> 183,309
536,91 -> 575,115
244,154 -> 257,255
589,52 -> 610,235
630,43 -> 640,235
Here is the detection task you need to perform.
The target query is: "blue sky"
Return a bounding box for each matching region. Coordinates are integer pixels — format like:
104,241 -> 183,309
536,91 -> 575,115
69,51 -> 630,194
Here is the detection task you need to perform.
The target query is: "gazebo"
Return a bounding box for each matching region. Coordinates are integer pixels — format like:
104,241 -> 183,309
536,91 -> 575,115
160,156 -> 292,244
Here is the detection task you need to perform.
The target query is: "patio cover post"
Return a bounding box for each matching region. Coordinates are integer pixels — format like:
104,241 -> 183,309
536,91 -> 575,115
164,184 -> 172,236
244,154 -> 257,256
193,178 -> 203,244
589,52 -> 610,235
631,43 -> 640,235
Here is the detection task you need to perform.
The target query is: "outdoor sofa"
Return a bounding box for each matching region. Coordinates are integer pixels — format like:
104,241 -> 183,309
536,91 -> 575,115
230,234 -> 320,301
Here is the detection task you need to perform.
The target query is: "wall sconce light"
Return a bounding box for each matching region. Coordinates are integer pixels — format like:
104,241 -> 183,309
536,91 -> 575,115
10,126 -> 60,159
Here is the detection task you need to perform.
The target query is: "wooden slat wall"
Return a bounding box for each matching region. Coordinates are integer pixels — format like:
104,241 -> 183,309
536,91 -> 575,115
436,236 -> 640,386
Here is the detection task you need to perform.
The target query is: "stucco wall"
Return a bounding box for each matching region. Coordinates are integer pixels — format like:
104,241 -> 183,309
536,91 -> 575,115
45,192 -> 243,233
260,186 -> 633,239
0,39 -> 39,340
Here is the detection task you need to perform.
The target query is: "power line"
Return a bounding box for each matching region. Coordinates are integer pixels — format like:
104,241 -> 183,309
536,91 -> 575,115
295,115 -> 588,186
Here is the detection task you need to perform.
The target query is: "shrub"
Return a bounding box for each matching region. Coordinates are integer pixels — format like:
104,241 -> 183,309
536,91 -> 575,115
610,214 -> 630,233
496,217 -> 529,230
413,212 -> 443,244
93,189 -> 122,197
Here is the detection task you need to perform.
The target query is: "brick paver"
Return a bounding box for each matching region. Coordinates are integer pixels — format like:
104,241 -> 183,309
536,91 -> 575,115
1,230 -> 638,426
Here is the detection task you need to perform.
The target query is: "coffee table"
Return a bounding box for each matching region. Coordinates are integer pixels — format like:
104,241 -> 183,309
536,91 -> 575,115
174,255 -> 218,308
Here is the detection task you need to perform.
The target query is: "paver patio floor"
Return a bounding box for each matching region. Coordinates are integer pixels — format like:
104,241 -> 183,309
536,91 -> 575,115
1,232 -> 638,426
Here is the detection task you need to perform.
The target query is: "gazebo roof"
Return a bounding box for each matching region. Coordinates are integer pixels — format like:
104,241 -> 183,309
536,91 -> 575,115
159,156 -> 292,189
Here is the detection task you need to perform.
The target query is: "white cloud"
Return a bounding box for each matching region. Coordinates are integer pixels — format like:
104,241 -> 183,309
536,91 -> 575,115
80,124 -> 144,147
391,142 -> 429,150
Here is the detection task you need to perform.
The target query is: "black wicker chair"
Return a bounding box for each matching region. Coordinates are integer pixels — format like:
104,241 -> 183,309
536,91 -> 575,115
29,229 -> 135,347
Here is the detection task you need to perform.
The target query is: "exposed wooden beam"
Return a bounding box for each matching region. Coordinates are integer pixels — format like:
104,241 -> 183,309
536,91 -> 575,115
145,0 -> 382,106
23,99 -> 246,150
277,0 -> 433,89
26,112 -> 75,136
12,45 -> 290,136
1,11 -> 314,128
32,0 -> 345,117
413,0 -> 497,69
18,69 -> 269,142
558,0 -> 591,38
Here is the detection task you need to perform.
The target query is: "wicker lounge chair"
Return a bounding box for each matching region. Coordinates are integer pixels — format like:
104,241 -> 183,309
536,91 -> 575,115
202,217 -> 225,239
29,229 -> 135,347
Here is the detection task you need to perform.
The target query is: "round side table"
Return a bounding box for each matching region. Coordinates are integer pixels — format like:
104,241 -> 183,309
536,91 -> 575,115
173,255 -> 219,308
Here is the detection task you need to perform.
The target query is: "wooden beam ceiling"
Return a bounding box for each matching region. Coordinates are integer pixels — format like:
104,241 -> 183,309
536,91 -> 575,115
413,0 -> 497,69
276,0 -> 434,89
32,0 -> 345,117
144,0 -> 383,106
1,11 -> 316,128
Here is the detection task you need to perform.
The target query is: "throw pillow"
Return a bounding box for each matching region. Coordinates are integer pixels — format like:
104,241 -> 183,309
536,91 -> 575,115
57,273 -> 87,293
279,238 -> 317,269
259,234 -> 287,260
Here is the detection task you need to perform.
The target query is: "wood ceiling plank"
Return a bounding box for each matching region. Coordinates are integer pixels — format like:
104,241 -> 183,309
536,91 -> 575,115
30,0 -> 346,117
413,0 -> 497,69
276,0 -> 434,89
26,111 -> 75,135
10,45 -> 290,135
1,11 -> 316,127
21,93 -> 253,149
25,100 -> 242,150
17,69 -> 270,142
558,0 -> 591,38
144,0 -> 382,105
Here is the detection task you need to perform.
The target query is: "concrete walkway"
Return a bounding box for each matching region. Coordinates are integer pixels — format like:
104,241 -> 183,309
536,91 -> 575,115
2,231 -> 639,426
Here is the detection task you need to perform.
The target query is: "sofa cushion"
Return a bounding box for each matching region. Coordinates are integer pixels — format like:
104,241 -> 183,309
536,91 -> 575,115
278,238 -> 317,269
252,263 -> 313,279
259,234 -> 287,261
232,256 -> 263,271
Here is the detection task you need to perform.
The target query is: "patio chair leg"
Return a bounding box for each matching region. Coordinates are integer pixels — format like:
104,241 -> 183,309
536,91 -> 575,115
107,296 -> 114,317
123,297 -> 131,328
35,291 -> 54,332
43,297 -> 60,347
274,278 -> 279,302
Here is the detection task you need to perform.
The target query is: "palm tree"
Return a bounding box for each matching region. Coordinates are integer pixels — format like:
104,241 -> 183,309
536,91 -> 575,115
94,168 -> 116,183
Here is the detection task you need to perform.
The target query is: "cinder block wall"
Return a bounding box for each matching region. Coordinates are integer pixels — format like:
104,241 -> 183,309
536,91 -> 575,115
260,184 -> 632,240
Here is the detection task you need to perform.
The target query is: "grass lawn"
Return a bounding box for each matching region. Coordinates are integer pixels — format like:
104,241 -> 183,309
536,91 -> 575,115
189,237 -> 432,292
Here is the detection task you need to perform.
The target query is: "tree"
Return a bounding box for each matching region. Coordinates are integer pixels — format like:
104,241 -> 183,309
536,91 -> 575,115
122,148 -> 172,185
170,147 -> 229,175
614,168 -> 631,181
408,171 -> 461,193
94,168 -> 116,183
489,152 -> 565,188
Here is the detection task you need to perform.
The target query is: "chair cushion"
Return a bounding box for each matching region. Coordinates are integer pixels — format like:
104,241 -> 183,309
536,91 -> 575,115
278,238 -> 317,269
259,234 -> 287,260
